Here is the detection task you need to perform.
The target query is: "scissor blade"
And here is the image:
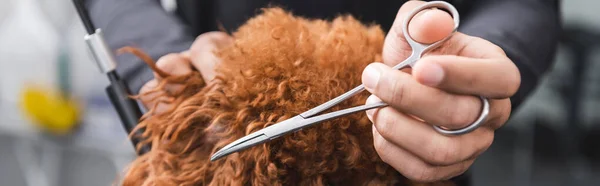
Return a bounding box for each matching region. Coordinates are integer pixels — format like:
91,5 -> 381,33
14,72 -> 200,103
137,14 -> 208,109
210,102 -> 387,161
300,85 -> 366,118
210,116 -> 305,161
210,132 -> 269,161
298,101 -> 388,128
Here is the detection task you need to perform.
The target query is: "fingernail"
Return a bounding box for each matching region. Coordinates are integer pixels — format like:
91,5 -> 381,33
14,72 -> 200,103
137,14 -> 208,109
418,62 -> 444,86
362,64 -> 382,90
365,95 -> 381,121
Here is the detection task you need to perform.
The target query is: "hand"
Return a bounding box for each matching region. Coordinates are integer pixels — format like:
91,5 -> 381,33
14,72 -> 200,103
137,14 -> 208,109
139,31 -> 232,113
362,1 -> 520,182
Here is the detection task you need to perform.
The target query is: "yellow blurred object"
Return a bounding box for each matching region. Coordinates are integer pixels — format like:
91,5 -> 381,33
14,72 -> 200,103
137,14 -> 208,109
20,86 -> 80,135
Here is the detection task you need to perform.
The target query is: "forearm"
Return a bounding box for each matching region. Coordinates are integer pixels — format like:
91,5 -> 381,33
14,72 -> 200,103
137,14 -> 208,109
458,0 -> 561,110
85,0 -> 195,93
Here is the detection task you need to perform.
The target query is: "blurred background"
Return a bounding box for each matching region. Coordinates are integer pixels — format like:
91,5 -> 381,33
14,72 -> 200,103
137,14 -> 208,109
0,0 -> 598,186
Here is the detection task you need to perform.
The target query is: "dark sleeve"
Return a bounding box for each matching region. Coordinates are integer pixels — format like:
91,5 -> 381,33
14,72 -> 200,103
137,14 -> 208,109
85,0 -> 195,93
457,0 -> 561,110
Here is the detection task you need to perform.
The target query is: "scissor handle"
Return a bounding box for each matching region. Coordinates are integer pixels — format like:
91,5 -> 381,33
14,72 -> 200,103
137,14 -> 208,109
402,1 -> 460,55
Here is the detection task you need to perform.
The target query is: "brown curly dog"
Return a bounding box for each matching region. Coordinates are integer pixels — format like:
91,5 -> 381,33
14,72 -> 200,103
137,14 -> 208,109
118,7 -> 454,186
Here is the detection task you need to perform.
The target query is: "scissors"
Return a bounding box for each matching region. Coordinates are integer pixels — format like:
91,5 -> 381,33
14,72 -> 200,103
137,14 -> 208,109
210,1 -> 490,161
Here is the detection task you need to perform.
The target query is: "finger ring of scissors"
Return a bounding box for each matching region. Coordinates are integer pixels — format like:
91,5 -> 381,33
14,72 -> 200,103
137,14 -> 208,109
211,1 -> 490,161
433,96 -> 490,135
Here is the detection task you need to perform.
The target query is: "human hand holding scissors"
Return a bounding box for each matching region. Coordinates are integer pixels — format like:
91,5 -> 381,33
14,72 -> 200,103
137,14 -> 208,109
364,1 -> 519,182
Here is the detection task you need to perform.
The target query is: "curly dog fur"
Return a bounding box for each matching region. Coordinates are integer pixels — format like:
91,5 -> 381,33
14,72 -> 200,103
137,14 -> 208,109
119,7 -> 454,186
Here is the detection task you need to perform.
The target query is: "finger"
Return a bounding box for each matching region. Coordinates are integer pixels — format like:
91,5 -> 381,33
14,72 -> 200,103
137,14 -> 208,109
366,95 -> 494,166
190,31 -> 233,82
372,126 -> 475,182
363,63 -> 484,129
139,79 -> 160,109
154,53 -> 193,93
138,79 -> 174,113
180,50 -> 191,59
407,8 -> 455,44
382,1 -> 455,66
412,55 -> 521,99
154,53 -> 193,80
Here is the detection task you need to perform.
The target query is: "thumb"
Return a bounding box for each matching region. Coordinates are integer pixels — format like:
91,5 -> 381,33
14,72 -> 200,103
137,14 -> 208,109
382,1 -> 454,66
